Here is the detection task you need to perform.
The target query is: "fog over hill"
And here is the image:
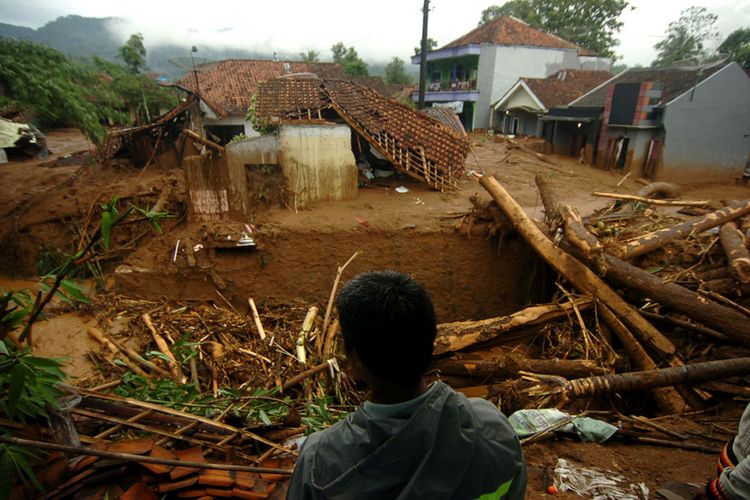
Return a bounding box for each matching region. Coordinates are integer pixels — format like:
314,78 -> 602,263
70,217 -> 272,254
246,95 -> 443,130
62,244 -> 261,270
0,15 -> 391,79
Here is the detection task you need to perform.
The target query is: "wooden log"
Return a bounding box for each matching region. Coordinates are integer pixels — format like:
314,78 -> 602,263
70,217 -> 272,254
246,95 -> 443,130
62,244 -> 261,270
296,306 -> 318,364
558,357 -> 750,399
434,299 -> 592,355
602,254 -> 750,347
432,354 -> 610,380
478,174 -> 693,410
560,205 -> 604,264
597,305 -> 686,414
247,298 -> 267,340
183,128 -> 225,154
719,222 -> 750,284
591,192 -> 709,207
639,311 -> 730,343
534,174 -> 562,229
613,200 -> 750,260
143,313 -> 185,382
558,203 -> 750,346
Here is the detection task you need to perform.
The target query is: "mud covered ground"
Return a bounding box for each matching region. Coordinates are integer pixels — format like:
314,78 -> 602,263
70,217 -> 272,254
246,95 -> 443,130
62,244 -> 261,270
2,129 -> 749,498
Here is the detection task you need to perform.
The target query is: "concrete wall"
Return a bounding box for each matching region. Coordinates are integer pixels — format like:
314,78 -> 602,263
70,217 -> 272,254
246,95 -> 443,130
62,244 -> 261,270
475,45 -> 581,128
278,124 -> 357,208
226,134 -> 280,166
660,63 -> 750,182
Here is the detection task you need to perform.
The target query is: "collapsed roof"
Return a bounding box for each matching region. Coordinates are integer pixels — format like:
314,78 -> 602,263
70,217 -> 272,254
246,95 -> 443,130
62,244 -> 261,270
177,60 -> 346,117
255,78 -> 469,192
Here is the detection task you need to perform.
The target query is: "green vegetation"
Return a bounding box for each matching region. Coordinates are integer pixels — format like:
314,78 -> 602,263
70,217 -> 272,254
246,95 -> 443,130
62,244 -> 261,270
719,27 -> 750,69
652,6 -> 719,66
331,42 -> 369,76
0,39 -> 110,143
479,0 -> 630,58
0,34 -> 177,144
384,57 -> 413,85
414,37 -> 438,55
299,49 -> 320,62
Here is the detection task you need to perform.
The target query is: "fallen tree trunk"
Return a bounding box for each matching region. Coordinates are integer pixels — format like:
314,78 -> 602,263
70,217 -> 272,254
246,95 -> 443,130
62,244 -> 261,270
479,175 -> 679,360
557,203 -> 750,347
434,299 -> 592,355
719,222 -> 750,284
552,357 -> 750,400
612,200 -> 750,260
478,175 -> 691,411
432,354 -> 610,380
535,174 -> 562,229
183,128 -> 225,154
596,305 -> 689,413
602,254 -> 750,347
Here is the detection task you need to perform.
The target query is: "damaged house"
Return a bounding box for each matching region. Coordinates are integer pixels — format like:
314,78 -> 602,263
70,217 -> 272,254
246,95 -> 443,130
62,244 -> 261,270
219,76 -> 470,210
543,60 -> 750,181
177,59 -> 345,144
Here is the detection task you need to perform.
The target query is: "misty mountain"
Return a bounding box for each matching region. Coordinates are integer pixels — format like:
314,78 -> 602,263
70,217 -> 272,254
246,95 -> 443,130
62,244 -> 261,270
0,15 -> 395,80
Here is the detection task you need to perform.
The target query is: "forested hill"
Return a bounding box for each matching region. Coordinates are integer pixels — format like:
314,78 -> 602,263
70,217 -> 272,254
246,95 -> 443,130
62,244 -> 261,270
0,15 -> 269,79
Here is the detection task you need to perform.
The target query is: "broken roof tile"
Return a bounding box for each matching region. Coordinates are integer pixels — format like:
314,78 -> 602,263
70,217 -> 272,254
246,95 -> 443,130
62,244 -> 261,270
178,60 -> 346,116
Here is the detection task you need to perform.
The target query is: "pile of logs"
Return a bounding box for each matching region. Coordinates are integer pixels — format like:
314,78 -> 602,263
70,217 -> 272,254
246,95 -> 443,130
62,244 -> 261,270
440,173 -> 750,416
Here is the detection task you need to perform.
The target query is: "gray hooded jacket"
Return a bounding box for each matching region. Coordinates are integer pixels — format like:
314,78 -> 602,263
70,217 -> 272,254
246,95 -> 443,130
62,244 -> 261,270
287,382 -> 526,500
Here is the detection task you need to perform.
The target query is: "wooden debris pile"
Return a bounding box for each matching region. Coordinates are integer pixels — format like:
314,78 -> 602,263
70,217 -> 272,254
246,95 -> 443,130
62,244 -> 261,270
441,172 -> 750,418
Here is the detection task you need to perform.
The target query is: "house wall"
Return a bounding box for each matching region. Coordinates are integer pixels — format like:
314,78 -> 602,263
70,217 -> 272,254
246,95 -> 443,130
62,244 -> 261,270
502,111 -> 539,136
660,63 -> 750,182
203,114 -> 260,139
605,126 -> 654,176
475,45 -> 580,129
278,124 -> 358,208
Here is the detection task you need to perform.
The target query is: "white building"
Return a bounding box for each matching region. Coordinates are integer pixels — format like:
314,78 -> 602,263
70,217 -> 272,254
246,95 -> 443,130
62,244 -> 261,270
411,16 -> 611,130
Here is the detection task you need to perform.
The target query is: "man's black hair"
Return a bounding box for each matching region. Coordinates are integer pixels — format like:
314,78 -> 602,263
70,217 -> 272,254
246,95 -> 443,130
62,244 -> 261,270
336,270 -> 437,385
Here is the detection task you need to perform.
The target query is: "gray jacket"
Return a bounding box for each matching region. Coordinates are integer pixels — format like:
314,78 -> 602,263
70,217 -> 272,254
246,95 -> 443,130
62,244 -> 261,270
287,382 -> 526,500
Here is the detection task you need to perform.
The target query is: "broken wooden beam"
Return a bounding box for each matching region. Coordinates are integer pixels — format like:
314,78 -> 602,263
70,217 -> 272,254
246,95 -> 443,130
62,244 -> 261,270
591,192 -> 709,207
432,354 -> 610,380
434,299 -> 592,355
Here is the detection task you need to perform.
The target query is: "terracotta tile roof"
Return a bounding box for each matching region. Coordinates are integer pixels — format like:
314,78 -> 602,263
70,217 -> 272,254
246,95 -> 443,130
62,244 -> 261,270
443,16 -> 577,50
177,59 -> 345,116
573,61 -> 731,107
255,78 -> 469,191
520,70 -> 612,108
423,107 -> 466,136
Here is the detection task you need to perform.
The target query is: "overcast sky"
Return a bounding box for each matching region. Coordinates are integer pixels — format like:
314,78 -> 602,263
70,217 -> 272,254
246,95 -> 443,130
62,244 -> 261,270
1,0 -> 749,66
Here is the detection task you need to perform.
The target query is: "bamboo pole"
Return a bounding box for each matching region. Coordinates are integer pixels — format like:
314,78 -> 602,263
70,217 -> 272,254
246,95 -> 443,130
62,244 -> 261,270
281,359 -> 332,392
248,298 -> 267,340
0,435 -> 292,475
297,306 -> 318,364
321,250 -> 361,337
142,313 -> 185,382
67,386 -> 296,455
591,192 -> 709,206
87,327 -> 151,378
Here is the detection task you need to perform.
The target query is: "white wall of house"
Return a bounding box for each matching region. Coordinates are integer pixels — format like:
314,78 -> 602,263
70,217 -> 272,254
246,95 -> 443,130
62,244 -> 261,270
475,45 -> 581,128
203,114 -> 260,138
660,63 -> 750,182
